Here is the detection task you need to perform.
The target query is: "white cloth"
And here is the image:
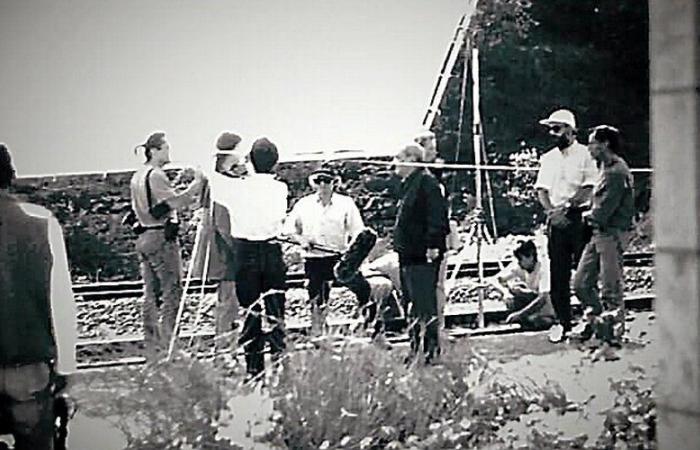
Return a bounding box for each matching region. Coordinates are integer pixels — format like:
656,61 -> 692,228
284,192 -> 364,257
20,204 -> 78,373
534,142 -> 599,207
496,258 -> 550,294
218,173 -> 288,240
130,166 -> 178,227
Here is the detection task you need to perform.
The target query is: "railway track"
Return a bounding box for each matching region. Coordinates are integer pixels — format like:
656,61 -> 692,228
76,292 -> 656,370
73,252 -> 654,301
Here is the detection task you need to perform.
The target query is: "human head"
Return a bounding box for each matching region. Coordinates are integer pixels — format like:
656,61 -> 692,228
393,144 -> 423,179
539,109 -> 577,149
249,137 -> 279,173
587,125 -> 621,162
513,240 -> 538,271
214,132 -> 243,173
135,132 -> 170,164
308,166 -> 338,196
414,129 -> 438,162
0,144 -> 16,189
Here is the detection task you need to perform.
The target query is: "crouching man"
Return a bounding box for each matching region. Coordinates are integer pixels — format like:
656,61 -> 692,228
493,240 -> 556,331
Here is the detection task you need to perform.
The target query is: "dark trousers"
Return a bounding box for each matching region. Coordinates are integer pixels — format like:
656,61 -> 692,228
547,212 -> 588,331
304,256 -> 373,321
0,362 -> 54,450
400,259 -> 441,362
233,239 -> 287,376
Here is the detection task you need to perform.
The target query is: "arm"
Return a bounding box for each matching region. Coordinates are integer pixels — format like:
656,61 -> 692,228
48,217 -> 78,375
537,188 -> 555,212
586,172 -> 627,229
153,169 -> 204,210
507,294 -> 548,322
423,175 -> 449,250
345,199 -> 365,242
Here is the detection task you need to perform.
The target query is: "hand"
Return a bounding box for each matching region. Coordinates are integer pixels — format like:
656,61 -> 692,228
548,206 -> 571,229
193,167 -> 205,182
505,312 -> 519,324
426,248 -> 440,263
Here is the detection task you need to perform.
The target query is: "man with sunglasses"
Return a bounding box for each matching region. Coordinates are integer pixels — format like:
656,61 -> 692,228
285,166 -> 371,335
534,109 -> 599,343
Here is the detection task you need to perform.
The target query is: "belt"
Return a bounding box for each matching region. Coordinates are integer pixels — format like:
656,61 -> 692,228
232,237 -> 278,244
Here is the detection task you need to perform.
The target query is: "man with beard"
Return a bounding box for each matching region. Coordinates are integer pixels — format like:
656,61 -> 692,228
535,109 -> 599,343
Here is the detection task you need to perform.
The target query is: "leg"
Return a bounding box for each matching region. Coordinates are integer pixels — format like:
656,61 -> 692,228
262,244 -> 288,359
136,234 -> 162,352
548,224 -> 574,331
4,363 -> 54,450
403,263 -> 440,362
305,257 -> 333,334
573,240 -> 602,314
234,242 -> 265,375
342,272 -> 373,325
157,241 -> 183,348
597,232 -> 628,312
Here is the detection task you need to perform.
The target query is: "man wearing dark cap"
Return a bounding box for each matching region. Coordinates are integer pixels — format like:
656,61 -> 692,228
217,137 -> 289,377
284,166 -> 372,335
0,144 -> 77,449
572,126 -> 634,348
194,132 -> 247,353
129,132 -> 204,355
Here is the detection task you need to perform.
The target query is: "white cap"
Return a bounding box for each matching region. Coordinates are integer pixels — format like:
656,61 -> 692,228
539,109 -> 577,129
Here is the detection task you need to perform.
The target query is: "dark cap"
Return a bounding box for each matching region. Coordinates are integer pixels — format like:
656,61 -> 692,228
216,132 -> 242,152
250,137 -> 279,173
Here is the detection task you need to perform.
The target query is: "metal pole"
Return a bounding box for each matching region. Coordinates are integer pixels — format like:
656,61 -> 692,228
471,47 -> 485,329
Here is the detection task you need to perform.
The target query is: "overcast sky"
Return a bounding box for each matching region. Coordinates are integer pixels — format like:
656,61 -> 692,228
0,0 -> 465,176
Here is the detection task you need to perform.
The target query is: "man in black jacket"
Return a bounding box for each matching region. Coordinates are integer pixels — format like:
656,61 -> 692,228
392,145 -> 449,364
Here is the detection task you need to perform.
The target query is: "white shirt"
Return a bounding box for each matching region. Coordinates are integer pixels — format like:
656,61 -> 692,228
222,173 -> 288,240
496,258 -> 550,294
534,142 -> 599,207
19,203 -> 78,373
130,166 -> 178,226
284,192 -> 364,257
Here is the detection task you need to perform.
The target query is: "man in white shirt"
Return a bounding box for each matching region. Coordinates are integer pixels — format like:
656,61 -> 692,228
0,144 -> 77,449
224,138 -> 289,377
535,109 -> 598,342
493,240 -> 556,330
284,167 -> 371,333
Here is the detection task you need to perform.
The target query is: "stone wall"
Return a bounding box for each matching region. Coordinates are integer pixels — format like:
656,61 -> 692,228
11,159 -> 400,282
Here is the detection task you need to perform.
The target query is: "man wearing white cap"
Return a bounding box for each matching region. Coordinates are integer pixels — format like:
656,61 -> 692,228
284,166 -> 371,334
535,109 -> 599,343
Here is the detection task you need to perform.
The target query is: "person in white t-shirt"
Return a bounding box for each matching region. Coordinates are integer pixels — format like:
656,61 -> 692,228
493,240 -> 556,330
534,109 -> 599,342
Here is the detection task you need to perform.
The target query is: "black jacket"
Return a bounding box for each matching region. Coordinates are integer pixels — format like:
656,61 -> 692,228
393,169 -> 449,264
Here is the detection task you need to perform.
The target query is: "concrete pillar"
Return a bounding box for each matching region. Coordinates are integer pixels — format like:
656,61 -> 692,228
650,1 -> 700,448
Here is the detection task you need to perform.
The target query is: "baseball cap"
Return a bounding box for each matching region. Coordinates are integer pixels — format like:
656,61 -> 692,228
539,109 -> 577,129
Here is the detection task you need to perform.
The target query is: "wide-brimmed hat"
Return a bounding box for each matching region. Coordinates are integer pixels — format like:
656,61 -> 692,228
539,109 -> 577,130
308,167 -> 340,188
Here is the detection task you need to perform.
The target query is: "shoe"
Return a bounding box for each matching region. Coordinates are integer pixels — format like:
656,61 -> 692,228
548,324 -> 566,343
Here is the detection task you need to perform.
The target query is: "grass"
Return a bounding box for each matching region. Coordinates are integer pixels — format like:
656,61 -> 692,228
263,339 -> 568,450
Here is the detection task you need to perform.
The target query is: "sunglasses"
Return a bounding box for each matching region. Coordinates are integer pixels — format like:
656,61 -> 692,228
316,177 -> 334,184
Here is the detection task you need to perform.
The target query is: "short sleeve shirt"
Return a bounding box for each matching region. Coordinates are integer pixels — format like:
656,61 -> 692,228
497,259 -> 550,294
534,142 -> 599,207
130,166 -> 177,227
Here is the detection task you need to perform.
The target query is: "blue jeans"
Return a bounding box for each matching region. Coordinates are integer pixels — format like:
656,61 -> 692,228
0,362 -> 54,450
400,259 -> 441,362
